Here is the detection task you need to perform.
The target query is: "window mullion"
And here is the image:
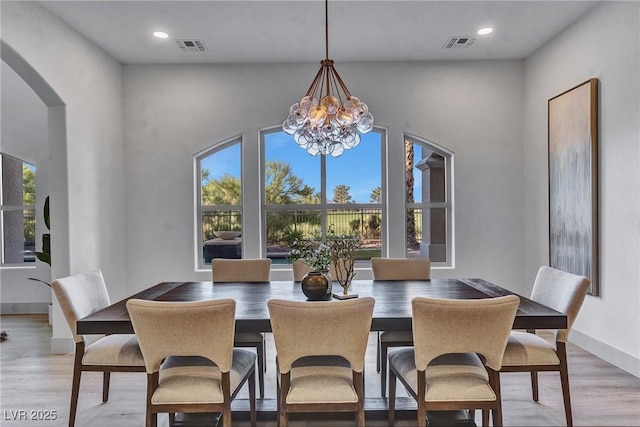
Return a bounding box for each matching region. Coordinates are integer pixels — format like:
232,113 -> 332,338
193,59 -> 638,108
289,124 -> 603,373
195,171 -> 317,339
320,154 -> 327,235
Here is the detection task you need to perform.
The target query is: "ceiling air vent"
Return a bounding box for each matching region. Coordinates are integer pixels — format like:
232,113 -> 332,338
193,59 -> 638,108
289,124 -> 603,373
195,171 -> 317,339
175,40 -> 207,53
443,37 -> 477,49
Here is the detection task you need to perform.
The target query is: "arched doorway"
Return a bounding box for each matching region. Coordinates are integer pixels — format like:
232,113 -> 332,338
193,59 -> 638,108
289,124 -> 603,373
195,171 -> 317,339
1,40 -> 71,352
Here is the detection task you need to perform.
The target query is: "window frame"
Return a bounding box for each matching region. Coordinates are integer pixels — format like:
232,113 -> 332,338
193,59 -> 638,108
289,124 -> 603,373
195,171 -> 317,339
260,126 -> 387,270
0,153 -> 37,267
404,133 -> 455,268
194,135 -> 243,270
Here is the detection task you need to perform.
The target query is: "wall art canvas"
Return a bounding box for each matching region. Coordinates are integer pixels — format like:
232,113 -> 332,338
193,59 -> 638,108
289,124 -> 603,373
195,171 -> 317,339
548,78 -> 599,295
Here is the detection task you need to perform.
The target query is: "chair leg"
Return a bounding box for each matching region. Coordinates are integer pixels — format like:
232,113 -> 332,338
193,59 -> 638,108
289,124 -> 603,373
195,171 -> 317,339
525,328 -> 539,403
482,410 -> 489,427
222,406 -> 232,427
376,332 -> 381,373
279,373 -> 290,427
146,373 -> 158,427
168,413 -> 175,426
355,372 -> 366,427
69,347 -> 84,427
263,338 -> 268,372
380,341 -> 388,397
257,343 -> 265,399
417,372 -> 426,427
388,368 -> 397,427
489,369 -> 503,427
249,370 -> 257,427
557,343 -> 573,426
491,372 -> 502,427
221,373 -> 232,427
102,371 -> 111,403
530,370 -> 539,402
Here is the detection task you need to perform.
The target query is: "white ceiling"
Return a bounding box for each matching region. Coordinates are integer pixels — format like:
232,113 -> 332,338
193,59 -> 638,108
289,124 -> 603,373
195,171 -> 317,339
38,1 -> 599,64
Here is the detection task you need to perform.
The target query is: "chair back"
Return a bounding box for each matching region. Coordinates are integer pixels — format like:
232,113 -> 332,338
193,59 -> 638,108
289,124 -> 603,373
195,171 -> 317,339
412,295 -> 519,371
212,258 -> 271,282
126,298 -> 236,374
371,257 -> 431,280
268,297 -> 375,373
530,266 -> 590,342
52,269 -> 111,343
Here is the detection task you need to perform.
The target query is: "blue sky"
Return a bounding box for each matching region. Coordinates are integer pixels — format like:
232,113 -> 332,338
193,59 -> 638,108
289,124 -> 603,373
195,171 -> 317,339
202,130 -> 386,204
201,130 -> 425,203
265,131 -> 382,203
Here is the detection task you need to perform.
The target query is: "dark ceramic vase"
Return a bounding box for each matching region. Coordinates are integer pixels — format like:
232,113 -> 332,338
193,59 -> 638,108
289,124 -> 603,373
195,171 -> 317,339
301,271 -> 329,300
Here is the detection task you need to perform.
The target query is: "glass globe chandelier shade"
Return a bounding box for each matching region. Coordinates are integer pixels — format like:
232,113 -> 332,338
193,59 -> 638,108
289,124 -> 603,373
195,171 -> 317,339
282,1 -> 374,157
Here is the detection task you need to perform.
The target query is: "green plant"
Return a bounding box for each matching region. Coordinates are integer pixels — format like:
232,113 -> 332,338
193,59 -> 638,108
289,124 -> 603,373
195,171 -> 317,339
366,214 -> 381,239
28,196 -> 51,287
282,227 -> 304,247
349,218 -> 361,235
288,233 -> 333,271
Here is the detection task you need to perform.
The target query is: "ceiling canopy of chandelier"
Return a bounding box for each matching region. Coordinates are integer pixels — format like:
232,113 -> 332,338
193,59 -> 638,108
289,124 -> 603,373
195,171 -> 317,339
282,0 -> 374,157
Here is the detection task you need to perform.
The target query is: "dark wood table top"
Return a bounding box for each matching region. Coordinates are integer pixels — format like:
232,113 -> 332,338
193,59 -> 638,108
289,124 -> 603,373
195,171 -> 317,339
77,278 -> 566,335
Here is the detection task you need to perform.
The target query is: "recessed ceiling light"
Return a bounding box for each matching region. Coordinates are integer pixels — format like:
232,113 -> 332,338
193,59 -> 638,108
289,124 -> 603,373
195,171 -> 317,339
477,27 -> 494,36
153,31 -> 169,39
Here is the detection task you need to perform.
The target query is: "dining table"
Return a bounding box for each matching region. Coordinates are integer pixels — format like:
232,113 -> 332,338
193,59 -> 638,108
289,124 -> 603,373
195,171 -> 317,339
77,278 -> 566,335
76,278 -> 567,425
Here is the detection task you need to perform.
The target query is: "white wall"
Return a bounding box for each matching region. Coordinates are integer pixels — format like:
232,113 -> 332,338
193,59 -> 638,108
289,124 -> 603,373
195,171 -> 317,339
0,61 -> 51,311
523,2 -> 640,376
0,2 -> 128,352
6,1 -> 636,377
122,60 -> 525,292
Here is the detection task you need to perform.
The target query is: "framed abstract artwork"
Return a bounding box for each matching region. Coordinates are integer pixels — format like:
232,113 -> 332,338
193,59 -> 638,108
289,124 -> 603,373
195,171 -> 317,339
548,78 -> 599,295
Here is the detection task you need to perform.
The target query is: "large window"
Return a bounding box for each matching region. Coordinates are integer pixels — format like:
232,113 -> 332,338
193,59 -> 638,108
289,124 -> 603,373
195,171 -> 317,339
196,138 -> 242,267
1,154 -> 36,265
262,128 -> 384,265
405,134 -> 453,266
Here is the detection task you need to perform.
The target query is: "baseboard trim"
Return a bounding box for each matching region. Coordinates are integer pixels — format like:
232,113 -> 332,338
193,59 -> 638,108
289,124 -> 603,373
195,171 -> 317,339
570,329 -> 640,378
0,302 -> 49,314
51,337 -> 74,354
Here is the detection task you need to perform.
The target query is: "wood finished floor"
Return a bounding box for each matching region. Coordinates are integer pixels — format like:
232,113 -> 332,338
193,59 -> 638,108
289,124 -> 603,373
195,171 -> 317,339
1,314 -> 639,426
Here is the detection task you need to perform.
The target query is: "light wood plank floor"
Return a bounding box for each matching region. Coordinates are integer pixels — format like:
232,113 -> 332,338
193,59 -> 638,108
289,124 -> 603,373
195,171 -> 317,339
1,314 -> 639,426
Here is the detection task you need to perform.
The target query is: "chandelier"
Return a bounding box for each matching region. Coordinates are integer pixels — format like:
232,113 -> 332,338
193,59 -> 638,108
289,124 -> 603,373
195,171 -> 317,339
282,0 -> 374,157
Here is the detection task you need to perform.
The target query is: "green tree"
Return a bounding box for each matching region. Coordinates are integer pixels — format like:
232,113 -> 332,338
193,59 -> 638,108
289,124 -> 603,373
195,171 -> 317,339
265,161 -> 317,243
349,218 -> 361,235
22,166 -> 36,244
265,161 -> 315,204
23,165 -> 35,206
406,141 -> 418,248
202,173 -> 241,205
367,214 -> 381,239
370,187 -> 382,203
333,184 -> 353,204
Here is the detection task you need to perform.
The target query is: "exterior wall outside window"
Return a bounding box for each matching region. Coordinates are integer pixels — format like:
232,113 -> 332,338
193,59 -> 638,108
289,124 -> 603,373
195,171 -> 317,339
405,134 -> 454,267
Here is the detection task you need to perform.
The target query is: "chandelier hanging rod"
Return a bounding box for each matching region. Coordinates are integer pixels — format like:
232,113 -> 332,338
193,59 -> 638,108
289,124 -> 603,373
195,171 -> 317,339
325,0 -> 329,60
282,0 -> 374,157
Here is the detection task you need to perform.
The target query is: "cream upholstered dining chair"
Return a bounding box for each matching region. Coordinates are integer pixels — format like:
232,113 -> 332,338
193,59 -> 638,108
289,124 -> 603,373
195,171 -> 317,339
388,295 -> 520,427
126,298 -> 256,427
500,266 -> 590,426
211,258 -> 271,399
267,297 -> 375,427
52,269 -> 146,427
370,257 -> 431,397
